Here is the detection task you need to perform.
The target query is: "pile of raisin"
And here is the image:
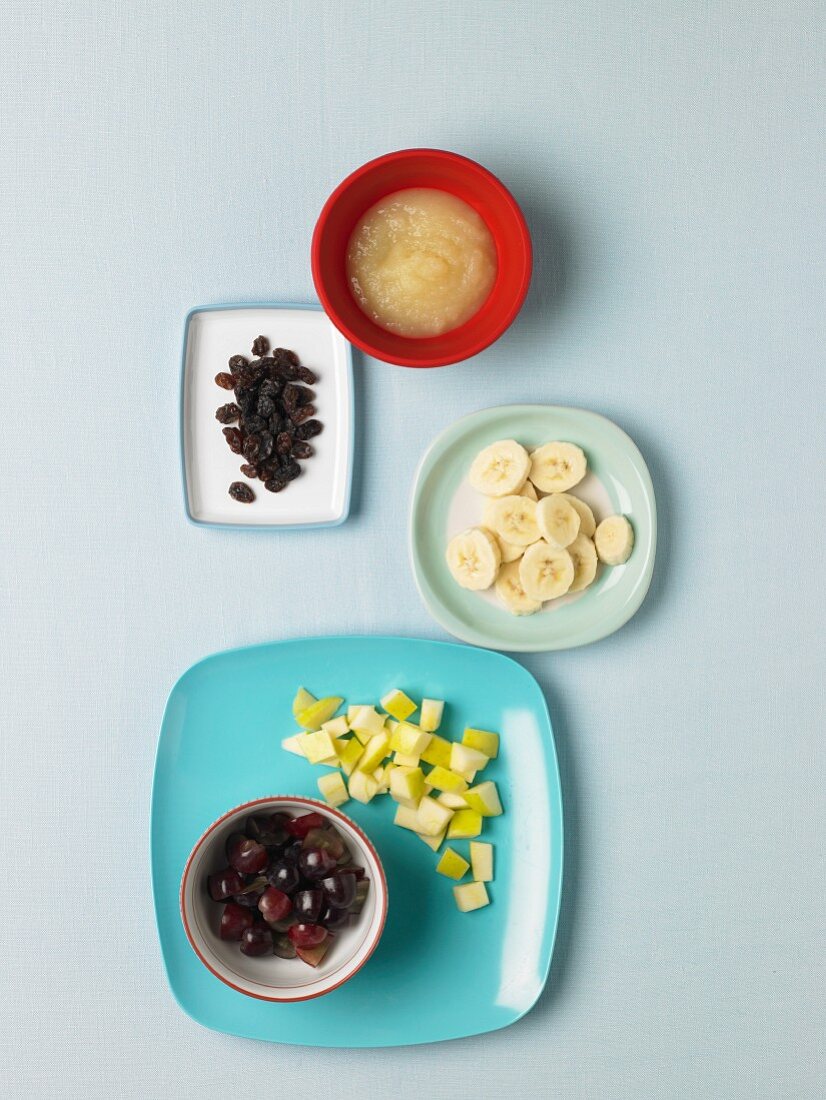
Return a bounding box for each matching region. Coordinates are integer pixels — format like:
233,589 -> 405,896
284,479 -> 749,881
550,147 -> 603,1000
214,335 -> 323,502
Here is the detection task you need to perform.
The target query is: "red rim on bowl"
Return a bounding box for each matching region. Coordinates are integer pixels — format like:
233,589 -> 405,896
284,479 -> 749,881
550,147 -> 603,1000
311,148 -> 532,368
180,795 -> 389,1002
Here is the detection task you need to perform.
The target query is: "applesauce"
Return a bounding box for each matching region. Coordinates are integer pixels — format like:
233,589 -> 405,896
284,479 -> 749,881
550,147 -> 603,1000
346,188 -> 497,338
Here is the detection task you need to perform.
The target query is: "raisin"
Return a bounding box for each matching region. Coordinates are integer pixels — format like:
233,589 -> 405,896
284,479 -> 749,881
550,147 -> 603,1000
290,404 -> 316,425
259,378 -> 280,399
276,431 -> 293,455
291,440 -> 314,459
293,386 -> 315,405
215,372 -> 235,389
282,383 -> 301,410
264,476 -> 287,493
228,354 -> 249,372
239,463 -> 258,479
295,419 -> 322,440
295,366 -> 317,385
257,395 -> 275,418
215,402 -> 241,424
257,459 -> 279,479
242,435 -> 261,462
223,427 -> 244,454
257,432 -> 274,461
243,414 -> 266,435
229,482 -> 255,503
282,461 -> 301,482
251,335 -> 270,356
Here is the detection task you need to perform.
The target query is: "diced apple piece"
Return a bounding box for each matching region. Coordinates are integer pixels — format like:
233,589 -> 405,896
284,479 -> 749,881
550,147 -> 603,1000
420,733 -> 452,767
453,881 -> 490,913
348,769 -> 380,804
470,841 -> 494,882
436,847 -> 470,880
463,780 -> 503,817
450,743 -> 489,779
317,771 -> 349,807
393,751 -> 420,767
372,765 -> 390,793
385,718 -> 399,734
322,715 -> 350,737
296,696 -> 344,731
462,727 -> 499,758
419,698 -> 444,732
347,705 -> 366,723
292,687 -> 316,718
334,737 -> 364,776
350,705 -> 386,737
300,729 -> 337,764
351,726 -> 372,746
426,766 -> 468,794
390,722 -> 432,757
416,795 -> 454,837
393,804 -> 420,831
389,765 -> 425,807
447,809 -> 483,839
356,730 -> 390,773
437,791 -> 468,810
417,829 -> 446,852
281,734 -> 306,757
380,688 -> 417,722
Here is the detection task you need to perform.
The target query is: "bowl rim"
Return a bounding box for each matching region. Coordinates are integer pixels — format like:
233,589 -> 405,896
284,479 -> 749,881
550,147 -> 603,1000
179,794 -> 388,1002
311,147 -> 532,368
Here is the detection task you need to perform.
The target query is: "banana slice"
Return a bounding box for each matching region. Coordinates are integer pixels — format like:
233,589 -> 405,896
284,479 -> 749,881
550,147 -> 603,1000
536,494 -> 580,548
483,494 -> 540,546
446,527 -> 502,590
567,533 -> 599,592
520,480 -> 538,501
594,515 -> 634,565
495,560 -> 541,616
560,493 -> 596,537
529,442 -> 587,493
496,537 -> 525,564
519,542 -> 575,601
468,440 -> 530,497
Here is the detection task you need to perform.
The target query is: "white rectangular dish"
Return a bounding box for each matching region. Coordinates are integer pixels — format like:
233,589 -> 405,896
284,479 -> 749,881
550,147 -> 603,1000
181,304 -> 353,527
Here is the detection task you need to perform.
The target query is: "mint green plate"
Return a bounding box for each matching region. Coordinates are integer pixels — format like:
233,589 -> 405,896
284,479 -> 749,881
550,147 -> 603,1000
409,405 -> 656,652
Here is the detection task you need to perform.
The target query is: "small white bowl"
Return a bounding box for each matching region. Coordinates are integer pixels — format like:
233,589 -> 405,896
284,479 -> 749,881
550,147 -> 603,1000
180,796 -> 387,1002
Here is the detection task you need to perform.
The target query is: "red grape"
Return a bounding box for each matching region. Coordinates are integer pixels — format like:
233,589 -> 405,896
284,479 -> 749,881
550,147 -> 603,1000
298,847 -> 337,879
288,922 -> 327,948
320,905 -> 349,930
240,921 -> 273,956
273,933 -> 297,959
320,871 -> 356,910
226,834 -> 268,875
220,902 -> 254,941
285,812 -> 326,839
258,887 -> 292,923
208,867 -> 244,901
267,860 -> 300,894
293,889 -> 323,922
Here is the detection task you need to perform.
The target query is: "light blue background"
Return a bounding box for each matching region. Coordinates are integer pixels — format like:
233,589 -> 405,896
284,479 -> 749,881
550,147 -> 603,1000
1,2 -> 823,1098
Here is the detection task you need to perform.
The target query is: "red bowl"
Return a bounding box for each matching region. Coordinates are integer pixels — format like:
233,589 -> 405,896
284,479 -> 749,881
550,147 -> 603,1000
311,149 -> 532,368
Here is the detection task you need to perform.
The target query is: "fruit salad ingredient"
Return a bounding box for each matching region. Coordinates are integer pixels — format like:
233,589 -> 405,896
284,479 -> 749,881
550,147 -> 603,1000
445,527 -> 501,590
380,689 -> 417,722
419,698 -> 444,732
483,494 -> 540,546
215,338 -> 323,503
567,532 -> 599,592
205,809 -> 371,966
453,881 -> 490,913
494,560 -> 542,615
468,439 -> 530,497
463,781 -> 504,817
346,188 -> 497,339
519,542 -> 574,601
462,727 -> 499,759
595,515 -> 635,565
436,848 -> 470,880
528,441 -> 587,493
317,771 -> 349,807
470,841 -> 494,882
536,494 -> 581,548
560,492 -> 596,537
447,809 -> 483,838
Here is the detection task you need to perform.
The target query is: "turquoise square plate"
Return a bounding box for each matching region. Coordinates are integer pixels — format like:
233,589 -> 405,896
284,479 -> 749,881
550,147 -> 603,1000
410,405 -> 657,652
151,635 -> 563,1047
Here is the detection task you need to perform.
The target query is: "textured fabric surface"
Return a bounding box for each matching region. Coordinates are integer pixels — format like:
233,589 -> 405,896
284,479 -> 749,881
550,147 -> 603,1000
1,2 -> 824,1097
